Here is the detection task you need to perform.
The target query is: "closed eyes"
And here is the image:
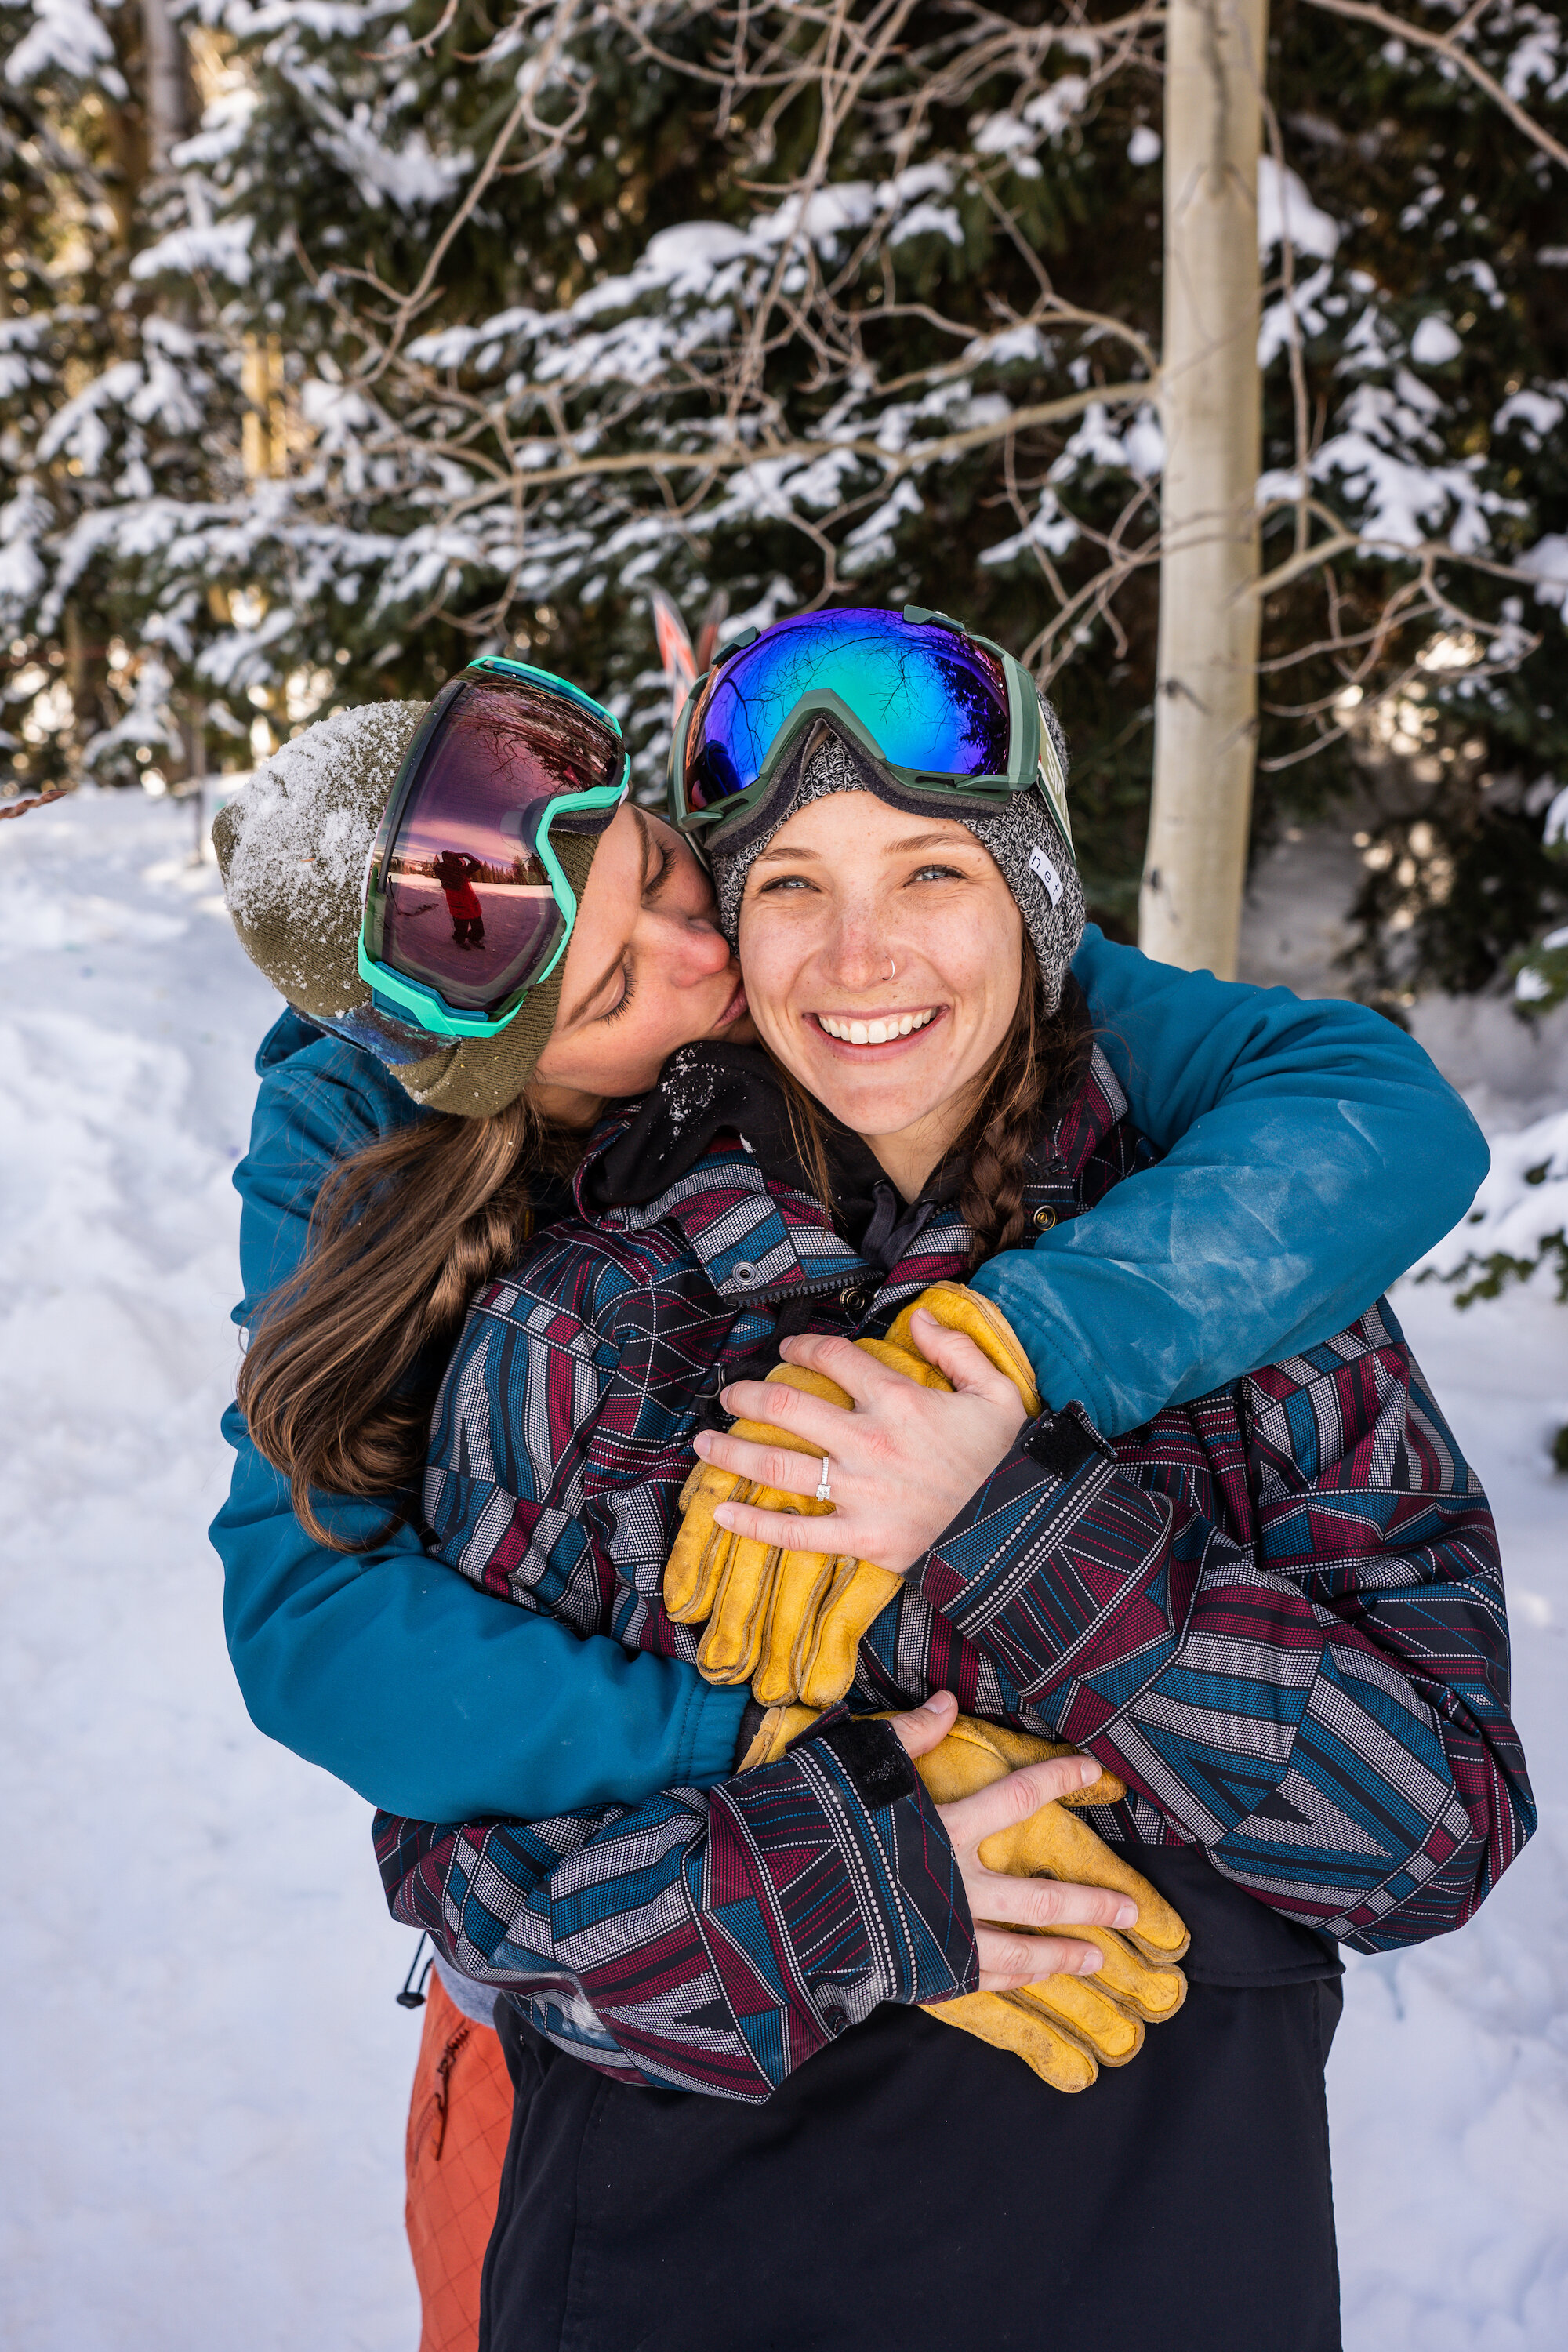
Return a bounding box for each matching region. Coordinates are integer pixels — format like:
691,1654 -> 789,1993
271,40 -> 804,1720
600,965 -> 636,1022
595,843 -> 677,1022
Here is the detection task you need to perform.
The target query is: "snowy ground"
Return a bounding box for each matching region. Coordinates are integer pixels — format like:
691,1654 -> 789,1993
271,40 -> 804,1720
1,788 -> 1563,2350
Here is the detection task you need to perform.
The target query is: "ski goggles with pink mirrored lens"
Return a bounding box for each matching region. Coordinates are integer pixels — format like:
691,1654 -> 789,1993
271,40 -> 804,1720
357,657 -> 629,1040
667,604 -> 1073,853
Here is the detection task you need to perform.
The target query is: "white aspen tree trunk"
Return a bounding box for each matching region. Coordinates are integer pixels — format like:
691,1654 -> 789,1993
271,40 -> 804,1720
1140,0 -> 1268,977
141,0 -> 193,178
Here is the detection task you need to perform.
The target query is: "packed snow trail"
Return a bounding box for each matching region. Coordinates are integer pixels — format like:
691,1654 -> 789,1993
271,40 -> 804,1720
1,789 -> 1563,2350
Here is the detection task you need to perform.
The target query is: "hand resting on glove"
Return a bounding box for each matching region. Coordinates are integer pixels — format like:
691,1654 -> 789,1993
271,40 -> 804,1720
753,1693 -> 1191,2092
692,1301 -> 1029,1577
671,1284 -> 1037,1705
846,1690 -> 1142,1988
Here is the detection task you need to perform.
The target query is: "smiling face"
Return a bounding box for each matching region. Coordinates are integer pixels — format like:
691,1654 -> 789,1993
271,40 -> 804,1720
530,802 -> 751,1121
738,790 -> 1025,1198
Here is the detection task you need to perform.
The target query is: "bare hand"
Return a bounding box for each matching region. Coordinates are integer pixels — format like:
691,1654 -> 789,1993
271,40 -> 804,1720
889,1693 -> 1136,1987
692,1310 -> 1029,1576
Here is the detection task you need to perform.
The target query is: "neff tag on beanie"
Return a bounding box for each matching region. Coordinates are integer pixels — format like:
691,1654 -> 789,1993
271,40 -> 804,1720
1028,843 -> 1065,907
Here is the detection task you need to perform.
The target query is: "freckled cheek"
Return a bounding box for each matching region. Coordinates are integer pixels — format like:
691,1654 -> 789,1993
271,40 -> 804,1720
739,927 -> 805,1033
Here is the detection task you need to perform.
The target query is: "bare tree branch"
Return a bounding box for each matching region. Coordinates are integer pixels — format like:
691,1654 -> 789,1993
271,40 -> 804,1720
1301,0 -> 1568,174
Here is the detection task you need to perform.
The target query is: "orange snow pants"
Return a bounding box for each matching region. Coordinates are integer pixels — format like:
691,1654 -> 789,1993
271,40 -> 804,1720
405,1973 -> 513,2352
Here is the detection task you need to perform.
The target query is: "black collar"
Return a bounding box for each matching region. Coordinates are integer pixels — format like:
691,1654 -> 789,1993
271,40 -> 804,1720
583,1040 -> 960,1267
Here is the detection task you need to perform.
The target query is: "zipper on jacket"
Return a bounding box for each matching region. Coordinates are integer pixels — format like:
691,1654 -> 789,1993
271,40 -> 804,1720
431,2022 -> 470,2161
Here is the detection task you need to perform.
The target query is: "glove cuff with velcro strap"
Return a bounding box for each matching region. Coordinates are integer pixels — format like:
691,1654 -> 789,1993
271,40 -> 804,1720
804,1714 -> 917,1806
1021,1399 -> 1119,1482
739,1700 -> 916,1812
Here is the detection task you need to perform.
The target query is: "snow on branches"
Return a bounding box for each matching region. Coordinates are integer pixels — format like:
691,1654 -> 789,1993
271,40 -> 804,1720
1,0 -> 1566,988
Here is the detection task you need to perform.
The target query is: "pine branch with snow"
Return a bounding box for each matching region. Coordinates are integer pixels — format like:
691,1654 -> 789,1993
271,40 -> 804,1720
1414,1105 -> 1568,1306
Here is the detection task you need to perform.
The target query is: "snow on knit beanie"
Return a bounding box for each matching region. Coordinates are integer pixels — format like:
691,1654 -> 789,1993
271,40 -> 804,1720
709,720 -> 1086,1011
213,700 -> 600,1119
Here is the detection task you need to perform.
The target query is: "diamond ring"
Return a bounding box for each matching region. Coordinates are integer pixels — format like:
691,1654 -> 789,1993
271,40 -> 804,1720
815,1459 -> 833,1503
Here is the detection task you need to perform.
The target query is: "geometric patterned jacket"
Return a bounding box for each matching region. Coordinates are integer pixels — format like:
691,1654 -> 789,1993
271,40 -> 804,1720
376,1045 -> 1534,2100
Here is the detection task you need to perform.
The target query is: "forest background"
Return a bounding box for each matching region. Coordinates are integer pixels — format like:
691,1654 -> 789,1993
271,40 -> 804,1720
5,1 -> 1568,975
2,0 -> 1567,1252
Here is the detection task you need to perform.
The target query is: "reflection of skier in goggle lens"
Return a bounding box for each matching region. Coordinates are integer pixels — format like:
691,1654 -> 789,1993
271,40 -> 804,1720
667,605 -> 1073,857
358,657 -> 630,1041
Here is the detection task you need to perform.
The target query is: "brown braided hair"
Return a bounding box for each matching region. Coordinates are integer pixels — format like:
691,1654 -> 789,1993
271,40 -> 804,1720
953,942 -> 1094,1265
238,1094 -> 583,1548
781,936 -> 1093,1269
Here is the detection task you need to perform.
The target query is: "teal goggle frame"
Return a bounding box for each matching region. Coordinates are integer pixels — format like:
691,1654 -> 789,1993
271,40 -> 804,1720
357,655 -> 630,1041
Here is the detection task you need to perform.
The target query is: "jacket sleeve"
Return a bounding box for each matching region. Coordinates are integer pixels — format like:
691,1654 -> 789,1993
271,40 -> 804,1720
211,1022 -> 747,1822
387,1246 -> 977,2100
912,1302 -> 1534,1953
971,928 -> 1491,1436
374,1711 -> 976,2100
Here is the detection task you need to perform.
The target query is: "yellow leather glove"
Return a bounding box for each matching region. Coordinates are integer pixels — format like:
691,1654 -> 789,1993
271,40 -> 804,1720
789,1287 -> 1042,1702
735,1700 -> 823,1769
883,1281 -> 1042,1414
913,1715 -> 1189,2093
666,1364 -> 852,1687
666,1284 -> 1042,1707
737,1707 -> 1186,2093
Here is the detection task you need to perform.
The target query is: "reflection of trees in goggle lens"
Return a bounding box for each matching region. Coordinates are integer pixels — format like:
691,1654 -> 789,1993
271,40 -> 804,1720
449,684 -> 617,795
693,630 -> 1006,800
393,684 -> 617,873
375,680 -> 618,1011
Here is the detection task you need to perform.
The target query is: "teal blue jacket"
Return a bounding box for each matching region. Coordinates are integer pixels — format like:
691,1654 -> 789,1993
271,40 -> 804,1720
212,931 -> 1486,1823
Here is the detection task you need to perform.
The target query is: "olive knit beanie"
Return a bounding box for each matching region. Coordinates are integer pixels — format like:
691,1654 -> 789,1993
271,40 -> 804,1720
214,700 -> 599,1118
709,720 -> 1086,1012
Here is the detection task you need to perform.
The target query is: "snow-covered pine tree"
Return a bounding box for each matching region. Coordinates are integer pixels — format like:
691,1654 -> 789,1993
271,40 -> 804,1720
1270,2 -> 1568,1008
0,0 -> 248,789
5,1 -> 1567,1000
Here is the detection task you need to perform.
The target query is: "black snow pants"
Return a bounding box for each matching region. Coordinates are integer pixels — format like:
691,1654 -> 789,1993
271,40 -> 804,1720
480,1845 -> 1345,2352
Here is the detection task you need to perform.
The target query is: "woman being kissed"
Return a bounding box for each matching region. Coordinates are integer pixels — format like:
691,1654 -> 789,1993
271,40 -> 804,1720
220,612 -> 1531,2350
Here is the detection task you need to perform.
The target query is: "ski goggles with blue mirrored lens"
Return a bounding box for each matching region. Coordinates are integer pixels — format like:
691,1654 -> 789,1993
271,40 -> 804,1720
667,604 -> 1072,852
357,657 -> 630,1041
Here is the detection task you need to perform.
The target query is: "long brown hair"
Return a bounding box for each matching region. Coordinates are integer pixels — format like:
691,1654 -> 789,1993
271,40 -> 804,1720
238,1095 -> 580,1548
781,935 -> 1093,1267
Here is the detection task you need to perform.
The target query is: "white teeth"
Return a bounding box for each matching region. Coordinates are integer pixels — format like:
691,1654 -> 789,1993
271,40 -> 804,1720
818,1009 -> 936,1042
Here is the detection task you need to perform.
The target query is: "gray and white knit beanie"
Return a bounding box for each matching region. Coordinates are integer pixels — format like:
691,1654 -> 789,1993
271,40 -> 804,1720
709,721 -> 1087,1012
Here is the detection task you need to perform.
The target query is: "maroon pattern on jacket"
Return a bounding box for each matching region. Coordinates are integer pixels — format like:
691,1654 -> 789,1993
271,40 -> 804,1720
376,1047 -> 1532,2096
